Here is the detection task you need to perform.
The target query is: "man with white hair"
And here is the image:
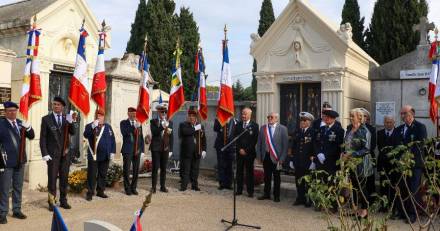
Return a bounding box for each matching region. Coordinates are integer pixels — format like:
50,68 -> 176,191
256,112 -> 289,202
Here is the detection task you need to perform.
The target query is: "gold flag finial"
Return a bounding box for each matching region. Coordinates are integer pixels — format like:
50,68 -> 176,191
224,24 -> 228,41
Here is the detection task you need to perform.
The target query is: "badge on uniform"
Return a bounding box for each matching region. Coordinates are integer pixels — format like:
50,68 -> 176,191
109,129 -> 113,137
329,132 -> 336,142
249,127 -> 253,135
304,136 -> 311,143
316,133 -> 321,141
50,126 -> 57,131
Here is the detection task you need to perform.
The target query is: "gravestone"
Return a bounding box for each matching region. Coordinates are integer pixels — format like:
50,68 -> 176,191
84,220 -> 122,231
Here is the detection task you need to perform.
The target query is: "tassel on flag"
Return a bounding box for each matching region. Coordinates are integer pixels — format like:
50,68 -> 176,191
19,16 -> 42,120
91,20 -> 107,111
136,36 -> 151,124
69,20 -> 90,116
216,25 -> 234,126
195,46 -> 208,121
51,206 -> 69,231
167,39 -> 185,120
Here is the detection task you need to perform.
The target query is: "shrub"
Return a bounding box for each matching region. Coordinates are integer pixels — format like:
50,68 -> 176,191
106,163 -> 123,187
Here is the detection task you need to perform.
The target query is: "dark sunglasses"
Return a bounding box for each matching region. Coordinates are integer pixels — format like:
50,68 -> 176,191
267,116 -> 274,119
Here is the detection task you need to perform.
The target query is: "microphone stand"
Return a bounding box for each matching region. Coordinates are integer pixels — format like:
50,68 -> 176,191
220,127 -> 261,230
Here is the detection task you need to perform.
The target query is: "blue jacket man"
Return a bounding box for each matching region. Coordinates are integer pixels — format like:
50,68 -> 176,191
214,118 -> 237,190
83,109 -> 116,201
0,101 -> 35,224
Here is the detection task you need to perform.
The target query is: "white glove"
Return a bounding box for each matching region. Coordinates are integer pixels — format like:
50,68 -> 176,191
317,153 -> 326,164
92,120 -> 99,129
141,152 -> 145,159
166,128 -> 173,134
194,124 -> 202,131
42,155 -> 52,162
161,120 -> 169,128
66,114 -> 73,124
289,161 -> 295,170
134,122 -> 141,128
201,151 -> 206,159
309,162 -> 316,170
169,152 -> 173,158
110,153 -> 115,160
21,121 -> 31,129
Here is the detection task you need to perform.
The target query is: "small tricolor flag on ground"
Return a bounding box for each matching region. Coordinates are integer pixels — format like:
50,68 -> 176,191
129,210 -> 143,231
216,28 -> 234,126
136,51 -> 151,123
91,23 -> 107,111
69,23 -> 90,116
167,40 -> 185,120
195,47 -> 208,121
51,206 -> 68,231
19,18 -> 42,120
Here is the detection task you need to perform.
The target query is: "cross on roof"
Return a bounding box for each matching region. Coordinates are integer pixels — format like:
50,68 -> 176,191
413,16 -> 435,45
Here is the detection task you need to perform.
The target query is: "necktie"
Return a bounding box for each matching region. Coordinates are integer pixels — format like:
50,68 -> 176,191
131,121 -> 134,127
12,121 -> 19,135
302,128 -> 305,134
57,114 -> 62,128
243,122 -> 247,129
325,126 -> 329,134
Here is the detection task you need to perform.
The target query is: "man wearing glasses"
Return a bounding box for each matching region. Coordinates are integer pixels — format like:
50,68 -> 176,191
395,105 -> 427,224
256,112 -> 289,202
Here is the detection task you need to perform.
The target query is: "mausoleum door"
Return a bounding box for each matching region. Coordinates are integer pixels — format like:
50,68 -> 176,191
280,83 -> 321,134
49,71 -> 81,162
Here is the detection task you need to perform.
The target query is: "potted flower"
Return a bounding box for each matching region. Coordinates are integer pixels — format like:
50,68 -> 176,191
68,169 -> 88,194
106,163 -> 123,189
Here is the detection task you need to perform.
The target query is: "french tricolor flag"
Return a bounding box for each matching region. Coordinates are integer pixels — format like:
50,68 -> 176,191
69,26 -> 90,116
129,210 -> 143,231
216,37 -> 234,126
136,52 -> 151,124
195,47 -> 207,121
428,41 -> 439,123
91,31 -> 107,111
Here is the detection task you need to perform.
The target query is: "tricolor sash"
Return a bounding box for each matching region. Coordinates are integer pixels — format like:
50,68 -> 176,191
264,125 -> 279,162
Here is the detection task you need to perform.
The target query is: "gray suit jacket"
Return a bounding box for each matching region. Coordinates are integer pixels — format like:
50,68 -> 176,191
256,123 -> 289,163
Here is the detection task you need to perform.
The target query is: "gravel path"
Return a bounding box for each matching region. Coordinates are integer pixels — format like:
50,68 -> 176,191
1,173 -> 436,231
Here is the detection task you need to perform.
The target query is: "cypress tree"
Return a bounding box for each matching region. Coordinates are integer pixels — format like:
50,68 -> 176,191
365,0 -> 428,64
252,0 -> 275,100
341,0 -> 366,50
126,0 -> 149,55
177,7 -> 200,100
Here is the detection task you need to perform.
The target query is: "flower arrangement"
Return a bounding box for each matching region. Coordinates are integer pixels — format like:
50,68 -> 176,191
142,159 -> 153,173
106,163 -> 123,187
68,169 -> 87,193
253,169 -> 264,186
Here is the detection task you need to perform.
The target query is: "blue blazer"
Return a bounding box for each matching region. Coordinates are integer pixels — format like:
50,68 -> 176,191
0,118 -> 35,168
83,123 -> 116,162
120,119 -> 144,156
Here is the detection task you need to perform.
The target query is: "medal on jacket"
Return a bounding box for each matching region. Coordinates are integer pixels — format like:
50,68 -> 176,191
329,132 -> 336,141
304,136 -> 311,143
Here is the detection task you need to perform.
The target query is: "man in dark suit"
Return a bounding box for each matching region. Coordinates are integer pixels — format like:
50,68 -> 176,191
40,97 -> 77,211
150,103 -> 173,193
396,105 -> 427,223
234,107 -> 259,198
84,109 -> 116,201
256,112 -> 289,202
291,112 -> 315,207
312,102 -> 341,135
120,107 -> 145,195
214,118 -> 237,190
179,108 -> 206,191
0,102 -> 35,224
313,110 -> 345,176
377,115 -> 399,213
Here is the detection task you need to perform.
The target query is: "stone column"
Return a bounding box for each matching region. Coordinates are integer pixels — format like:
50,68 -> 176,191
320,71 -> 345,127
256,74 -> 276,126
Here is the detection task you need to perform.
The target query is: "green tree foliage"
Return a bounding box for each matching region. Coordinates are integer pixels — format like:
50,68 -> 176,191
341,0 -> 366,50
252,0 -> 275,100
365,0 -> 429,64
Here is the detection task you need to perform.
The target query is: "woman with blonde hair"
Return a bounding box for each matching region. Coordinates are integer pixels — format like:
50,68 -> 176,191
342,108 -> 371,219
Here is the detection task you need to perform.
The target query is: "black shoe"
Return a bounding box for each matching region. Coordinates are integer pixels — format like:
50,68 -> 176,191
218,186 -> 225,190
48,204 -> 54,211
293,200 -> 304,206
235,192 -> 242,196
86,194 -> 93,201
160,187 -> 169,193
304,202 -> 312,208
179,187 -> 187,192
96,192 -> 108,198
406,215 -> 416,224
224,186 -> 233,190
125,190 -> 132,196
131,190 -> 139,195
258,195 -> 270,200
0,216 -> 7,224
60,202 -> 71,210
151,187 -> 156,193
248,193 -> 254,198
274,198 -> 280,202
12,212 -> 27,219
192,186 -> 201,191
390,211 -> 400,220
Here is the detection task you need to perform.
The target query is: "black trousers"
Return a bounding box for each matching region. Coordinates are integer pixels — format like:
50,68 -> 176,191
263,154 -> 280,199
181,156 -> 200,189
216,149 -> 233,187
47,155 -> 70,203
87,159 -> 109,195
295,168 -> 308,202
380,169 -> 398,210
122,154 -> 141,192
236,155 -> 254,195
397,168 -> 423,218
152,151 -> 169,189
